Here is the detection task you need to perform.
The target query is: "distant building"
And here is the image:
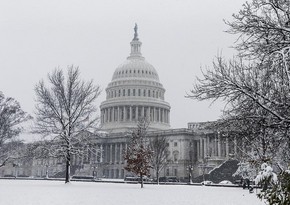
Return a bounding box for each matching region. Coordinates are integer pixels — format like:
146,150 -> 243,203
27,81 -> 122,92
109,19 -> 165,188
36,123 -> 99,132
0,25 -> 237,181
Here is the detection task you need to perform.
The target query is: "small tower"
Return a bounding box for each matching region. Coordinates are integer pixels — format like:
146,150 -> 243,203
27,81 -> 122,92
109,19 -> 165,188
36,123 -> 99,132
129,23 -> 142,58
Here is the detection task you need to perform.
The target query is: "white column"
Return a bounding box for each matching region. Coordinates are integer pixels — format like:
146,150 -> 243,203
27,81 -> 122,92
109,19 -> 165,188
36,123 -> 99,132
120,143 -> 123,163
234,137 -> 237,157
104,109 -> 107,122
197,141 -> 200,160
218,132 -> 222,157
148,107 -> 151,121
166,110 -> 168,123
100,145 -> 103,163
129,106 -> 132,121
200,138 -> 203,158
108,108 -> 110,122
124,106 -> 126,121
136,106 -> 139,121
226,137 -> 229,158
117,107 -> 119,122
142,106 -> 144,118
203,137 -> 207,157
115,144 -> 118,164
112,107 -> 114,122
110,144 -> 113,163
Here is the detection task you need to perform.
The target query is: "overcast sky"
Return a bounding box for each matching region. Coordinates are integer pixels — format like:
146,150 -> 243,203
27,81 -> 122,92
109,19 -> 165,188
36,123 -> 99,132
0,0 -> 246,139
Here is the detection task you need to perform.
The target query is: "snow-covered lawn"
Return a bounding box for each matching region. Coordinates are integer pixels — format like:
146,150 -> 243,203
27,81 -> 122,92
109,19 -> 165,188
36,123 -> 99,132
0,179 -> 264,205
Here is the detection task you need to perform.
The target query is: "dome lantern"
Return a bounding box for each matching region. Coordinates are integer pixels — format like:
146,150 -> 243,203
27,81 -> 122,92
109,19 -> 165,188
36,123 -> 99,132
129,23 -> 142,58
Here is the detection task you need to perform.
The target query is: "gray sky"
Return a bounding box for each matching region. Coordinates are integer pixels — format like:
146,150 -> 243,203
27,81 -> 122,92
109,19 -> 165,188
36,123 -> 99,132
0,0 -> 246,137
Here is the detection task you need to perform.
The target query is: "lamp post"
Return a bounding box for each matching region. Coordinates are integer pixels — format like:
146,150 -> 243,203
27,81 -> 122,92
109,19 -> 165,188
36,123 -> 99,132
92,165 -> 97,179
45,164 -> 49,179
187,165 -> 193,184
13,163 -> 19,178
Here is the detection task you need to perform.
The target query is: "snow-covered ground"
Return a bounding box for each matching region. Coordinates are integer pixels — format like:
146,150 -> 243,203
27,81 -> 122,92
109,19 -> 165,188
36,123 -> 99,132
0,179 -> 264,205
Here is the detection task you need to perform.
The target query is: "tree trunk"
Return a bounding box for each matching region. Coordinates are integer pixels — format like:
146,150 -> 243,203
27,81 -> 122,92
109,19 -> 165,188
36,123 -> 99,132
156,170 -> 159,185
65,153 -> 71,183
140,174 -> 144,188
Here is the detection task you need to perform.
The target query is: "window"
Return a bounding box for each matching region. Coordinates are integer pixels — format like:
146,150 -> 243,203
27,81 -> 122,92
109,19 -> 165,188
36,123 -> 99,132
173,151 -> 179,162
148,90 -> 151,97
133,89 -> 135,96
123,89 -> 125,96
174,142 -> 178,147
128,89 -> 130,96
138,89 -> 141,96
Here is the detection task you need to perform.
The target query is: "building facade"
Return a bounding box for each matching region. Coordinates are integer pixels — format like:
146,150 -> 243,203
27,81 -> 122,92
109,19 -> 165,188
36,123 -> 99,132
0,25 -> 236,180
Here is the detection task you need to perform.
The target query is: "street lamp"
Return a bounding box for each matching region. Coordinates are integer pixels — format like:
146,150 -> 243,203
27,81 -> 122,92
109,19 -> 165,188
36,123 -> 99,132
187,165 -> 193,184
92,165 -> 97,179
13,163 -> 19,178
45,164 -> 49,179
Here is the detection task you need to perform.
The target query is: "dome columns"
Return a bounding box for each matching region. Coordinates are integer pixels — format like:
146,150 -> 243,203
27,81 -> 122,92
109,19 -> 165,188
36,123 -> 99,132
101,105 -> 170,125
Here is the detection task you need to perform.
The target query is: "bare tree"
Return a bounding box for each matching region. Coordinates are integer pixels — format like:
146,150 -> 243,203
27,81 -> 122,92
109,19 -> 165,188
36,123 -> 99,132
33,66 -> 101,183
149,135 -> 168,184
0,92 -> 31,167
188,0 -> 290,167
225,0 -> 290,59
124,118 -> 153,188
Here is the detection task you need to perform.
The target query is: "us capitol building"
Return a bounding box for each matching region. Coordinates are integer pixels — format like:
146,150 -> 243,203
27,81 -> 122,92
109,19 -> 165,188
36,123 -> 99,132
0,25 -> 237,180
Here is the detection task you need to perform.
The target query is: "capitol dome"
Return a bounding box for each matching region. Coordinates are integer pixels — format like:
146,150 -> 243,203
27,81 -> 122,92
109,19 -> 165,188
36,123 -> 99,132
100,24 -> 171,133
111,58 -> 160,82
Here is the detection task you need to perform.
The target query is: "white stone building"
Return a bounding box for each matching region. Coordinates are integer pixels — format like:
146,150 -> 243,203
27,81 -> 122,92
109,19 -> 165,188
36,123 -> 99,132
71,25 -> 235,180
0,25 -> 236,180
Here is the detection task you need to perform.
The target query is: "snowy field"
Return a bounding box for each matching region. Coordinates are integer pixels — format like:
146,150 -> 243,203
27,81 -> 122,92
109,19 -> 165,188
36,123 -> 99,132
0,179 -> 264,205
